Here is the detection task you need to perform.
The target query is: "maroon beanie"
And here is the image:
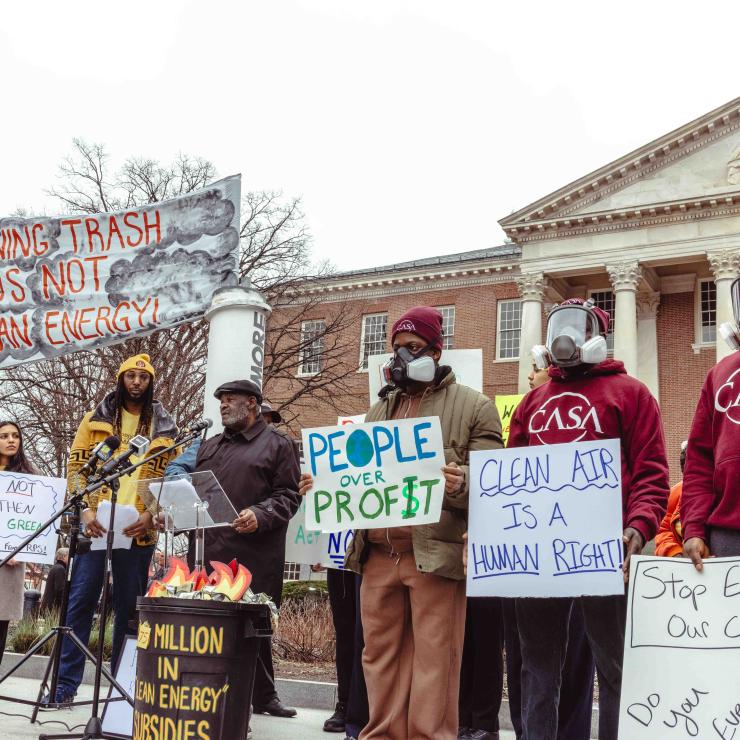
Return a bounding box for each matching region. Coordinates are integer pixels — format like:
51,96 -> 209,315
560,298 -> 611,335
391,307 -> 444,350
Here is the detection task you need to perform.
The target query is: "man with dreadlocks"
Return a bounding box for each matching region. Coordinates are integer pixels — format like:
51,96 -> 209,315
45,353 -> 178,707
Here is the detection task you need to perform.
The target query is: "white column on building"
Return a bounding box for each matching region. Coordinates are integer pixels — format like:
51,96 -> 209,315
708,250 -> 740,362
203,282 -> 272,436
606,260 -> 642,377
516,271 -> 548,394
636,292 -> 661,398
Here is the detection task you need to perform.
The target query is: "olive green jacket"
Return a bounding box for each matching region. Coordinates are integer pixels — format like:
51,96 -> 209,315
344,369 -> 503,580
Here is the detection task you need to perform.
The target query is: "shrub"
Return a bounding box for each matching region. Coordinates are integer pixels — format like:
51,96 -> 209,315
9,611 -> 113,661
273,598 -> 335,662
281,580 -> 328,604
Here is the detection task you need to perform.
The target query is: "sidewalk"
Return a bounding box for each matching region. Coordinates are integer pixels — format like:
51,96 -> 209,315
0,676 -> 521,739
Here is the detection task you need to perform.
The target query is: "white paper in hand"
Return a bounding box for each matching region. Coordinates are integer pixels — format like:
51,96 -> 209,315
90,500 -> 140,551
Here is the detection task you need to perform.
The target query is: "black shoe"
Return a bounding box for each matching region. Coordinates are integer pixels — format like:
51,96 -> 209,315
324,702 -> 346,732
252,697 -> 297,718
39,689 -> 75,711
458,727 -> 472,740
465,730 -> 499,740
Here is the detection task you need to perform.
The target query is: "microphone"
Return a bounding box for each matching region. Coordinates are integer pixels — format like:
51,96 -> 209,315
97,435 -> 151,477
79,436 -> 121,476
178,419 -> 212,437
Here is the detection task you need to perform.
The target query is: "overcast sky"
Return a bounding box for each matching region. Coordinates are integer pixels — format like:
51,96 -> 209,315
2,1 -> 738,272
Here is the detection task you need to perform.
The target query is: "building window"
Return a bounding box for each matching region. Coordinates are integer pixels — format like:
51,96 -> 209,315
496,299 -> 522,360
699,279 -> 716,344
283,562 -> 301,581
438,306 -> 455,349
299,319 -> 325,375
590,290 -> 615,351
360,313 -> 388,369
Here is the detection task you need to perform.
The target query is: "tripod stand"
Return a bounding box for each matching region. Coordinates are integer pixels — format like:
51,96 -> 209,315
0,429 -> 201,740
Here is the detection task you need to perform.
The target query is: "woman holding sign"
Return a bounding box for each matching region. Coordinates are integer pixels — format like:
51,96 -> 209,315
300,307 -> 503,740
0,420 -> 38,664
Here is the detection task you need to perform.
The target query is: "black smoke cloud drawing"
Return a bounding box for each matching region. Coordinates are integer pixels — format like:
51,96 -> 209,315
156,186 -> 236,248
105,246 -> 237,313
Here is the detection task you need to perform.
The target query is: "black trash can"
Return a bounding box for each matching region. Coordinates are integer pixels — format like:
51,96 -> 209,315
23,589 -> 41,618
134,597 -> 272,740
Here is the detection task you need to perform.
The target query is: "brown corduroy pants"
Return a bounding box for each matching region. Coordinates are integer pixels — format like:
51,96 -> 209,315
359,546 -> 467,740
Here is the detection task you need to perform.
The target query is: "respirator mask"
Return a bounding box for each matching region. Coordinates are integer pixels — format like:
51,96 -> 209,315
531,344 -> 551,371
545,301 -> 607,367
719,277 -> 740,351
382,346 -> 437,387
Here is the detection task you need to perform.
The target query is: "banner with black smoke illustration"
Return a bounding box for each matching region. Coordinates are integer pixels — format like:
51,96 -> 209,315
0,175 -> 241,368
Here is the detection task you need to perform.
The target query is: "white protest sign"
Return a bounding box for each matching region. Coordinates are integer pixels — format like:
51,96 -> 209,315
467,439 -> 624,598
618,556 -> 740,739
367,348 -> 483,401
0,471 -> 64,564
285,500 -> 355,569
322,529 -> 354,569
0,175 -> 240,369
338,415 -> 366,426
303,417 -> 445,532
285,499 -> 323,564
101,634 -> 137,735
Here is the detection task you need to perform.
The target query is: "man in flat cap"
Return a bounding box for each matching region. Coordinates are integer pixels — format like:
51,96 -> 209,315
190,379 -> 301,719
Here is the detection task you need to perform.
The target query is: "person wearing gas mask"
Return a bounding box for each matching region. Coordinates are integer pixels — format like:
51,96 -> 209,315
683,276 -> 740,568
501,345 -> 596,740
299,306 -> 503,740
507,298 -> 669,740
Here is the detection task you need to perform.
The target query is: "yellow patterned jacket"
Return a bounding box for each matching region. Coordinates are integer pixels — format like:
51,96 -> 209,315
67,392 -> 179,547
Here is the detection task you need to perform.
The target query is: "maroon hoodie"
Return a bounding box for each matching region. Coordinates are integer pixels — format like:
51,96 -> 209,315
682,350 -> 740,540
508,359 -> 669,544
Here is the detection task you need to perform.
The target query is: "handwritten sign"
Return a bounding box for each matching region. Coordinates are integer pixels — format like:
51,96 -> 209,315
0,471 -> 63,564
619,556 -> 740,739
338,414 -> 366,426
495,394 -> 524,445
285,500 -> 355,569
302,417 -> 445,532
466,439 -> 624,597
0,175 -> 240,368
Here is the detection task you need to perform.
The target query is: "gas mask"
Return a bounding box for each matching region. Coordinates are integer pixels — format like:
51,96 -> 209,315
531,344 -> 551,371
545,302 -> 607,367
382,346 -> 437,388
719,277 -> 740,351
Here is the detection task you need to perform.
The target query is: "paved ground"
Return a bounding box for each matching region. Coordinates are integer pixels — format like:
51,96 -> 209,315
0,676 -> 520,739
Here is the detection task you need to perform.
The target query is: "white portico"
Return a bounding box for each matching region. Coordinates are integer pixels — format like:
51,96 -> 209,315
500,96 -> 740,396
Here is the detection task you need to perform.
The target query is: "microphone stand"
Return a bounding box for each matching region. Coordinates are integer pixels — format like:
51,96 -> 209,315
0,429 -> 202,740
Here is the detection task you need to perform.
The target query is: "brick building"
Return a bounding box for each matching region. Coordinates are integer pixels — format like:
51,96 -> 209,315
268,96 -> 740,485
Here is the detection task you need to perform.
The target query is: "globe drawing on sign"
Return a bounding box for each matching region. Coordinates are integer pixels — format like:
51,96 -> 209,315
346,429 -> 374,468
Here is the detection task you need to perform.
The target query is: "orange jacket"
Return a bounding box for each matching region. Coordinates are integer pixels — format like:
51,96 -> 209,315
655,481 -> 683,557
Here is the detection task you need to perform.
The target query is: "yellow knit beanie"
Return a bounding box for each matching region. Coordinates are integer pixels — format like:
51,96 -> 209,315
117,353 -> 155,379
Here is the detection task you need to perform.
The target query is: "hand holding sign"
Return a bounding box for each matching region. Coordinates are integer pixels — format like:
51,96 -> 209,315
302,417 -> 446,532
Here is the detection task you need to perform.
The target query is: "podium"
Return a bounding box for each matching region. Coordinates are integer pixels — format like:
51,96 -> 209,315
137,472 -> 238,569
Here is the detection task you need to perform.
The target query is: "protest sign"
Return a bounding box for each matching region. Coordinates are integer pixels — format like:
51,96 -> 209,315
338,414 -> 366,426
367,349 -> 483,402
0,175 -> 240,368
285,499 -> 323,565
466,438 -> 623,598
618,555 -> 740,739
495,394 -> 524,445
285,500 -> 355,569
302,417 -> 445,532
0,471 -> 64,564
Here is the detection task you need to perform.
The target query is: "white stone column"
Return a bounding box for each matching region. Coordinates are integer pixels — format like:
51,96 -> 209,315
708,250 -> 740,362
636,292 -> 661,398
606,261 -> 641,377
516,272 -> 548,393
203,283 -> 272,436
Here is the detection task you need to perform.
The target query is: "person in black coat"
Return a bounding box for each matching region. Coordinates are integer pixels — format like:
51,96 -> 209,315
188,379 -> 301,719
40,548 -> 69,616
